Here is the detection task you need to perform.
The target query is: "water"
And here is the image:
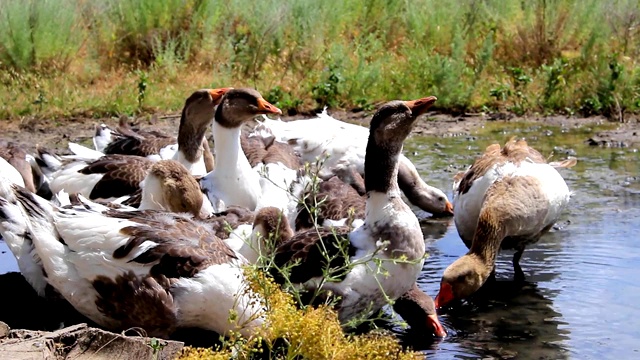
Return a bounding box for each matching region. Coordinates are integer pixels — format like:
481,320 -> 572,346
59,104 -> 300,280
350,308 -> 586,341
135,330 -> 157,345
400,121 -> 640,359
1,121 -> 639,359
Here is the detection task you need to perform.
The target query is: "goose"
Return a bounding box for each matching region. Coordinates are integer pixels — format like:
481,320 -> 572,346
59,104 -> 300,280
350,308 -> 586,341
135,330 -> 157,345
249,206 -> 446,337
199,88 -> 283,212
241,125 -> 308,230
0,159 -> 214,297
0,142 -> 37,193
100,117 -> 216,173
46,88 -> 228,202
295,163 -> 366,230
93,123 -> 113,153
434,138 -> 574,309
393,282 -> 447,337
256,109 -> 454,217
263,96 -> 436,323
0,172 -> 264,338
102,115 -> 176,158
0,157 -> 25,190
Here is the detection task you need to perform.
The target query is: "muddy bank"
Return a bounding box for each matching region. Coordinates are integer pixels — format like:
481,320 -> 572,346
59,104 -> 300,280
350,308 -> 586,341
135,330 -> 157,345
1,110 -> 639,154
0,272 -> 186,358
0,321 -> 183,360
0,272 -> 225,356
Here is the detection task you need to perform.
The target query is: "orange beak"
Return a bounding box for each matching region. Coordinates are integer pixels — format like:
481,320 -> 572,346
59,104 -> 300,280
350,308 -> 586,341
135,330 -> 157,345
257,97 -> 282,115
404,96 -> 437,117
428,314 -> 447,337
209,88 -> 233,104
445,200 -> 454,215
434,282 -> 454,309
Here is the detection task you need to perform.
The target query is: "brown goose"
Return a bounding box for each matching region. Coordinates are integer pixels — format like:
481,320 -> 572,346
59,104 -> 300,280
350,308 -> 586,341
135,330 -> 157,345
263,97 -> 436,323
47,89 -> 227,202
435,139 -> 574,308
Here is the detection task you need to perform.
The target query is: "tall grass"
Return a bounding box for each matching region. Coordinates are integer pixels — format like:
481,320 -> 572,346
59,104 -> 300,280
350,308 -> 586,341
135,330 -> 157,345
1,0 -> 639,120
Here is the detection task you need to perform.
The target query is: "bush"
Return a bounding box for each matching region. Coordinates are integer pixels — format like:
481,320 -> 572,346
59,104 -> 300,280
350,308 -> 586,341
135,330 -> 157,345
0,0 -> 84,71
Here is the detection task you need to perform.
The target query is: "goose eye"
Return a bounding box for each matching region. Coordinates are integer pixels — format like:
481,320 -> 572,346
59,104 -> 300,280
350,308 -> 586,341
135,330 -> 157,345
438,196 -> 444,202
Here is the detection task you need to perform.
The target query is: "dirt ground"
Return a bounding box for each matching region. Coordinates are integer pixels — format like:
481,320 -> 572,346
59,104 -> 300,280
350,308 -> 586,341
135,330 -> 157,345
1,110 -> 639,154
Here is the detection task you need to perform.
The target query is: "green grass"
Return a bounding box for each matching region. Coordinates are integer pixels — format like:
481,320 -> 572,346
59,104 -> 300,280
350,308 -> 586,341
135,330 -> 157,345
1,0 -> 639,120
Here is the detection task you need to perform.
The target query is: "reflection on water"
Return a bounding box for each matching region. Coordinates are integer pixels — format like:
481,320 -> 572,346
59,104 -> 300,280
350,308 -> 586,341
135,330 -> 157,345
0,240 -> 17,275
403,121 -> 640,359
1,121 -> 639,359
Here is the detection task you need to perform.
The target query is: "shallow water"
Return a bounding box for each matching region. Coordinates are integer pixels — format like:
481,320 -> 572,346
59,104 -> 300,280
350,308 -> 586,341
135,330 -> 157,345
1,121 -> 639,359
400,121 -> 640,359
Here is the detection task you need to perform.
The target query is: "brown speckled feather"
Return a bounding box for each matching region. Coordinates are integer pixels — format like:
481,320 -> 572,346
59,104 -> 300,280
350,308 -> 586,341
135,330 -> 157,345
121,188 -> 142,208
241,129 -> 303,169
92,271 -> 178,338
241,131 -> 268,167
202,205 -> 255,239
272,226 -> 355,284
457,138 -> 547,196
104,126 -> 176,157
92,210 -> 237,338
296,176 -> 365,230
79,155 -> 153,200
105,209 -> 237,271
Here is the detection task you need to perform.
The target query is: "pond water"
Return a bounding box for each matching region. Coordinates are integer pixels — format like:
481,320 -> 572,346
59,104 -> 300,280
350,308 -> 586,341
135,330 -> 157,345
399,121 -> 640,359
1,120 -> 639,359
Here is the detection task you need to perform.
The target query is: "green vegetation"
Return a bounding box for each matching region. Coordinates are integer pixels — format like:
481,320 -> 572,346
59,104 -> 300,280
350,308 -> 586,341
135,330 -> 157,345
1,0 -> 639,120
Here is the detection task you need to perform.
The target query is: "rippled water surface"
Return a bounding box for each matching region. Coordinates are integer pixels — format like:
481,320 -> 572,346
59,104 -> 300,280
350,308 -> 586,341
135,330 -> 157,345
1,121 -> 639,359
401,121 -> 640,359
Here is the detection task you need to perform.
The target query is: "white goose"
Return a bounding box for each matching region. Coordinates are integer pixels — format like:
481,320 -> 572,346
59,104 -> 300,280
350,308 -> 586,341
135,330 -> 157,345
0,168 -> 264,338
45,88 -> 228,202
199,88 -> 283,212
267,97 -> 437,322
435,138 -> 575,308
257,108 -> 454,217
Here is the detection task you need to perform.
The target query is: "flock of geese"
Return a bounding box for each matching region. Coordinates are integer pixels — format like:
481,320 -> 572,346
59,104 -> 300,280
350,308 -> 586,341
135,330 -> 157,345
0,87 -> 576,341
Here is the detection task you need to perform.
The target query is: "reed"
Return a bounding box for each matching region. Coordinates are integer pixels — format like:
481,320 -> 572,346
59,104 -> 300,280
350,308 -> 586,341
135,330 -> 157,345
1,0 -> 638,120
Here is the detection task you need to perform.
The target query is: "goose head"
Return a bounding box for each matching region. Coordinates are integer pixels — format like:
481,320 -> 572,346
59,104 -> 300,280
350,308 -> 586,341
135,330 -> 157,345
141,160 -> 211,218
369,97 -> 436,148
434,253 -> 489,309
365,96 -> 437,193
181,87 -> 232,128
178,87 -> 232,142
252,206 -> 294,246
393,283 -> 447,337
215,88 -> 283,128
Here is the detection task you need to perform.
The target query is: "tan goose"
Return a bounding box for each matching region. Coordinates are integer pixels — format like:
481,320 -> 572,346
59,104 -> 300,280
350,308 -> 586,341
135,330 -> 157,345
435,138 -> 574,308
0,166 -> 264,338
45,89 -> 227,202
259,97 -> 437,323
